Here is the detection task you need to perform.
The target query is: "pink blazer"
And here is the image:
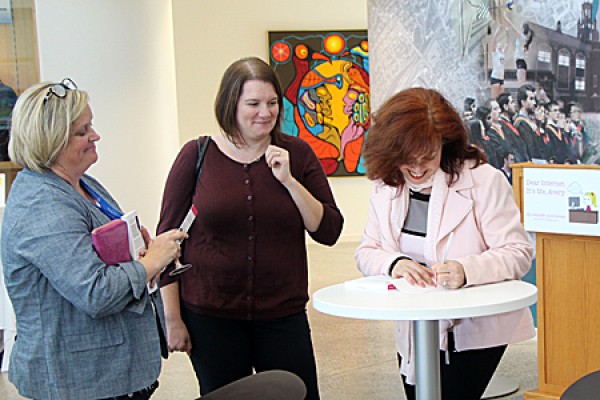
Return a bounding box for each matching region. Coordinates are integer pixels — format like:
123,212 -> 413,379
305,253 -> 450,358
355,162 -> 535,384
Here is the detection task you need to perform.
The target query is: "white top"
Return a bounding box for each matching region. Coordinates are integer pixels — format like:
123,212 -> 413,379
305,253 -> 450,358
313,279 -> 537,321
491,50 -> 505,79
515,34 -> 526,60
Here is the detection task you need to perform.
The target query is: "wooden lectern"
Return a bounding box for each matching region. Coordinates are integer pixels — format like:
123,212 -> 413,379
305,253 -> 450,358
512,163 -> 600,400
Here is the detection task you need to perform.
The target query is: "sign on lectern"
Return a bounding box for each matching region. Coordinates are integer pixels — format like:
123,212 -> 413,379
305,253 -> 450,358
523,168 -> 600,236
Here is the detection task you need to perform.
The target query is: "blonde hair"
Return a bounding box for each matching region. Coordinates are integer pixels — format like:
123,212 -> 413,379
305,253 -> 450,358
584,192 -> 597,208
9,81 -> 89,172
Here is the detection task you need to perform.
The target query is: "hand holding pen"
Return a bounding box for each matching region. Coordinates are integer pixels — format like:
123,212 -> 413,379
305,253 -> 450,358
432,232 -> 466,289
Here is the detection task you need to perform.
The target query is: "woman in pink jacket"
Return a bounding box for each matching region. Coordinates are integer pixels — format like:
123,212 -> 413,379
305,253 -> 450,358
355,88 -> 534,400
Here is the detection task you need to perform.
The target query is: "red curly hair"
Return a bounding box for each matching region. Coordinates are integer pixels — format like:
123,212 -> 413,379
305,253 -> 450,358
363,87 -> 486,187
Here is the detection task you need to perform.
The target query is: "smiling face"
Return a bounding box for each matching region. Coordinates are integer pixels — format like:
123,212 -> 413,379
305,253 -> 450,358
53,104 -> 99,177
236,80 -> 279,143
399,145 -> 442,186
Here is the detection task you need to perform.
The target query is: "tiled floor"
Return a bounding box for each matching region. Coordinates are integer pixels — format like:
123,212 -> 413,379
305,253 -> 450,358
0,241 -> 537,399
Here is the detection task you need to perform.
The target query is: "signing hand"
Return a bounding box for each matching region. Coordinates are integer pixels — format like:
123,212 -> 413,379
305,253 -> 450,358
390,259 -> 436,288
432,260 -> 466,289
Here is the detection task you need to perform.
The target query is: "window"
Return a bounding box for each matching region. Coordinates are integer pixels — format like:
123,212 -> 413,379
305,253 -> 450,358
576,54 -> 586,70
537,48 -> 551,63
0,0 -> 39,163
575,77 -> 585,91
557,49 -> 570,90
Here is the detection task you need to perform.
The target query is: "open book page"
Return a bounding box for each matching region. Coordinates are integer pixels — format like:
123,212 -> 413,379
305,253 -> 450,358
345,276 -> 443,293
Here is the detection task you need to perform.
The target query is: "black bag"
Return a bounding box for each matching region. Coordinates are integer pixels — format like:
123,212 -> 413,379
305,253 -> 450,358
153,135 -> 211,359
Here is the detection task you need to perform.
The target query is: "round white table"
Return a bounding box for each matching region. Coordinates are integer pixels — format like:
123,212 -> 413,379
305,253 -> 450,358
312,280 -> 537,400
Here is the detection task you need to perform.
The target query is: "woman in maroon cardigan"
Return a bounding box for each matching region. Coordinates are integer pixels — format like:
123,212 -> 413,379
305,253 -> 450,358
157,57 -> 343,399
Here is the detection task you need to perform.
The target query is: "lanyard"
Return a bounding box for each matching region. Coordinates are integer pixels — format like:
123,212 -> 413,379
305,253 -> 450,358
80,179 -> 123,220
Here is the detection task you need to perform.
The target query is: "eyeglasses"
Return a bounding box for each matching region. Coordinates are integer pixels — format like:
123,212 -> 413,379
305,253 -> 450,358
44,78 -> 77,103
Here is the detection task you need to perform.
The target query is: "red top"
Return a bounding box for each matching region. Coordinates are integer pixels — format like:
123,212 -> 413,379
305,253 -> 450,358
157,135 -> 343,320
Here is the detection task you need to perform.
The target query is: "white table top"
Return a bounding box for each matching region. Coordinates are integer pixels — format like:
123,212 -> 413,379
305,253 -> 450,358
312,280 -> 537,321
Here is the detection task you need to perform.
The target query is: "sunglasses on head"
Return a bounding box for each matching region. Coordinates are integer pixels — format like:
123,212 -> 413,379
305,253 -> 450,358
44,78 -> 77,103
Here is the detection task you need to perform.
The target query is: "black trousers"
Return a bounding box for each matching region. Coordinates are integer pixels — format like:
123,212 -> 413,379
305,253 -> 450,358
182,308 -> 320,400
399,333 -> 507,400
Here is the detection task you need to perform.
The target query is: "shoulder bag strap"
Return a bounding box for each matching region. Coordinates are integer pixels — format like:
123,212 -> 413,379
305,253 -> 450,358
196,135 -> 211,183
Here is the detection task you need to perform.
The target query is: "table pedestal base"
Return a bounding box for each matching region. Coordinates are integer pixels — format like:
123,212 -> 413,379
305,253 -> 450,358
414,321 -> 519,400
414,320 -> 441,400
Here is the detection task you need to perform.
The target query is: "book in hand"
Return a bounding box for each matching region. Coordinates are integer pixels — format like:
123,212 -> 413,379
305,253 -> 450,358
91,210 -> 146,265
120,210 -> 146,261
91,219 -> 131,265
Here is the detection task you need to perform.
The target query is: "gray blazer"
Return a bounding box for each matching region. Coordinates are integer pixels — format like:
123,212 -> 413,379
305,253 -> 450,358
1,169 -> 164,399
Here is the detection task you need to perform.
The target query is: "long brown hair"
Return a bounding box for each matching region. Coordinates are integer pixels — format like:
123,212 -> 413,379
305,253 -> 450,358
214,56 -> 285,146
363,87 -> 485,187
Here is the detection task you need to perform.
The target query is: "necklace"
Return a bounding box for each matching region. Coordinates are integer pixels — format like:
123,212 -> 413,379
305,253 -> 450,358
225,137 -> 270,164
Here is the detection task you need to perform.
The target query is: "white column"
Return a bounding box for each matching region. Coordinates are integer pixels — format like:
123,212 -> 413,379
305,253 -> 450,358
0,205 -> 15,372
34,0 -> 180,231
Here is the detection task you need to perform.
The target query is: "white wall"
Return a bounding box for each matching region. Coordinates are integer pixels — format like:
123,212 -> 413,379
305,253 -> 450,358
34,1 -> 371,240
172,0 -> 372,241
34,0 -> 180,232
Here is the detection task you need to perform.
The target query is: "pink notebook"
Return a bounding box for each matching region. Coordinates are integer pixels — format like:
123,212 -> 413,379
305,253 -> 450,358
91,219 -> 131,265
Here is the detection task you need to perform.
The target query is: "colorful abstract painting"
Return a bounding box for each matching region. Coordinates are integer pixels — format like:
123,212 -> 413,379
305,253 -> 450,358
269,30 -> 370,176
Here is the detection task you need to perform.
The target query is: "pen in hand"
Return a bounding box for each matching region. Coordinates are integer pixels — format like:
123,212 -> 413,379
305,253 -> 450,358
437,231 -> 455,287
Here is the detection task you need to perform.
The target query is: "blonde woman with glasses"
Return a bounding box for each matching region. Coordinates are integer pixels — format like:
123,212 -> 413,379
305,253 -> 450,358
2,79 -> 186,400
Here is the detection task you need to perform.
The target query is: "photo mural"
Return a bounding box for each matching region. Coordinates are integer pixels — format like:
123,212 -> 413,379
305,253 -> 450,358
269,30 -> 370,176
369,0 -> 600,174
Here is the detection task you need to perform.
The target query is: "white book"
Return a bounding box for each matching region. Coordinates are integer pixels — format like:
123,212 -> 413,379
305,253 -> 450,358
121,211 -> 160,294
120,210 -> 145,261
344,276 -> 403,291
345,276 -> 442,294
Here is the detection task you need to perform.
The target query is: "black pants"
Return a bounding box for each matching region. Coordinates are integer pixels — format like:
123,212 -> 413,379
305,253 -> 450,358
399,333 -> 507,400
183,308 -> 320,400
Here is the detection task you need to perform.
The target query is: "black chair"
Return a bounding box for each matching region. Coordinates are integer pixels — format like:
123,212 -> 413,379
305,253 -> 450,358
561,370 -> 600,400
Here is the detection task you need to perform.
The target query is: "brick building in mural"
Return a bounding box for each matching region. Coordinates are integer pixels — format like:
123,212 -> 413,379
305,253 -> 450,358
526,1 -> 600,112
